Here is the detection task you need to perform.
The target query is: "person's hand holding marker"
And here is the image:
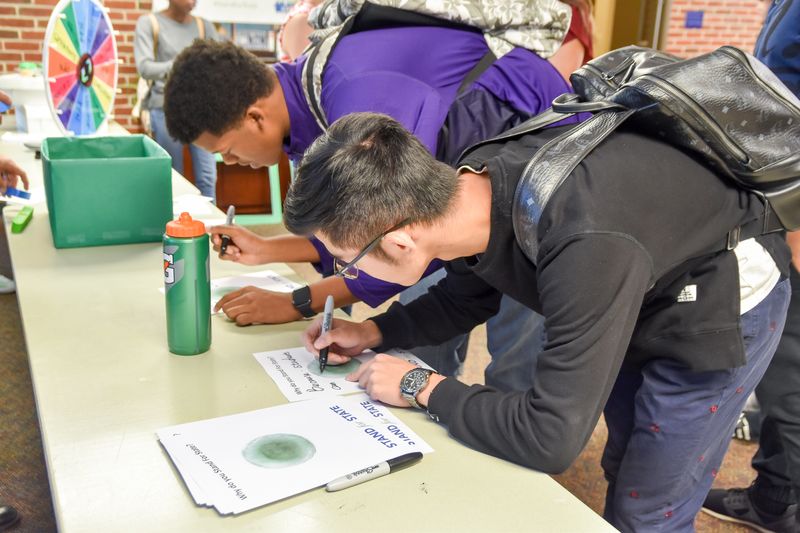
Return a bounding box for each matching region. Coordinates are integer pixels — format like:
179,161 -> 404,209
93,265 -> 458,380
302,317 -> 381,365
218,205 -> 235,257
209,224 -> 274,264
302,318 -> 445,407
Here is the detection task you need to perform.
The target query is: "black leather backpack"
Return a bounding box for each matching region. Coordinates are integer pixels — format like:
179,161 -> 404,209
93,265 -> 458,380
459,45 -> 800,261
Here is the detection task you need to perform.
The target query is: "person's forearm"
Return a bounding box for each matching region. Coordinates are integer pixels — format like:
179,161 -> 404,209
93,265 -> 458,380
137,59 -> 173,80
134,30 -> 173,80
307,276 -> 359,313
265,235 -> 321,263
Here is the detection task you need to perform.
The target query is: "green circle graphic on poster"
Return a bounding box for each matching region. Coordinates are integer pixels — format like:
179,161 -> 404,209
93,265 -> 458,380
306,358 -> 361,377
43,0 -> 119,135
242,434 -> 316,468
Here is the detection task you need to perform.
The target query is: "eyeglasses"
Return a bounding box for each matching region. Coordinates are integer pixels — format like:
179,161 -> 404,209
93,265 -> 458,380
332,219 -> 410,280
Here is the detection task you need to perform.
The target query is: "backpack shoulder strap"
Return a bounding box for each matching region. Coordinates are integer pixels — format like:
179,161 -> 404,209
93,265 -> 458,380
302,18 -> 357,131
513,109 -> 635,262
301,3 -> 502,132
148,13 -> 160,57
456,49 -> 497,95
195,16 -> 205,39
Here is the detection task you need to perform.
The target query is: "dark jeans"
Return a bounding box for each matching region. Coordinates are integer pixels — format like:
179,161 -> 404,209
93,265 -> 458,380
602,279 -> 790,532
752,267 -> 800,504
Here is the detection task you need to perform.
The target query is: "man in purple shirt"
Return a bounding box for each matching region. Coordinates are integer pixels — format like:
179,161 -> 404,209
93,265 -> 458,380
163,26 -> 577,387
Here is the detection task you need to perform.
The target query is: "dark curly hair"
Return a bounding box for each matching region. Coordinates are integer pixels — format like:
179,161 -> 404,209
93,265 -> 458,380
164,40 -> 275,143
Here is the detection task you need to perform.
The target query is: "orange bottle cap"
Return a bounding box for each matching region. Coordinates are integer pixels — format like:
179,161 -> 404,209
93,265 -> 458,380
166,212 -> 206,238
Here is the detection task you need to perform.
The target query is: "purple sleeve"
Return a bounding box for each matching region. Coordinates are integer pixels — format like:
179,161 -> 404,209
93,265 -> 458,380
308,237 -> 335,276
345,261 -> 445,308
472,47 -> 572,116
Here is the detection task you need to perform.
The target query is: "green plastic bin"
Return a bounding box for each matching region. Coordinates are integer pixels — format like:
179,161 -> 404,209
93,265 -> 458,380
41,135 -> 173,248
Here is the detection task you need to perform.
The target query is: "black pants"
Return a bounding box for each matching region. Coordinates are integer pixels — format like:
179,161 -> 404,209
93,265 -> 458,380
753,267 -> 800,504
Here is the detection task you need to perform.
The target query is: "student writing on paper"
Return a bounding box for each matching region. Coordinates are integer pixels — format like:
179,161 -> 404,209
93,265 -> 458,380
284,112 -> 790,532
162,29 -> 581,391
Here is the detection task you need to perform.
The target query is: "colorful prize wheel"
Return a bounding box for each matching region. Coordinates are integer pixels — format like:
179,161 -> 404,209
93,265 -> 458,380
43,0 -> 118,136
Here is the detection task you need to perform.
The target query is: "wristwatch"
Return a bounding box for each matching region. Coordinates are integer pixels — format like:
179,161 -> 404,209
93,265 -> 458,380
291,285 -> 316,318
400,368 -> 436,409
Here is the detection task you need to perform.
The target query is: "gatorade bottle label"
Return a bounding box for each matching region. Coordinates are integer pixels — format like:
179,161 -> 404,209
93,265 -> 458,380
163,244 -> 184,293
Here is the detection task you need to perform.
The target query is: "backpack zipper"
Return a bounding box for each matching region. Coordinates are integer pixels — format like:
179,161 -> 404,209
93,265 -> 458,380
581,55 -> 637,91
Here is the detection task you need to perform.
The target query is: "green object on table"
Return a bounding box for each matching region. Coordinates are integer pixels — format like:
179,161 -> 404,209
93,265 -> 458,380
41,135 -> 172,248
163,214 -> 211,356
17,62 -> 40,74
11,206 -> 33,233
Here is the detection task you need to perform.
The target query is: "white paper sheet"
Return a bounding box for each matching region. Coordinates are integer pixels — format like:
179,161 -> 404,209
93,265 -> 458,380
157,393 -> 432,514
172,194 -> 215,217
158,269 -> 301,314
254,347 -> 433,402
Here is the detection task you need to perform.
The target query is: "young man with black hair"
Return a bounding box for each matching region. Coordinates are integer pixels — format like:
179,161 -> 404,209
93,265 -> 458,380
283,112 -> 791,531
163,34 -> 579,388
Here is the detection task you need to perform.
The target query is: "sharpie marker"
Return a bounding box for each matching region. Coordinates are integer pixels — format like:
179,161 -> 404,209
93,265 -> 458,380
325,452 -> 423,492
318,294 -> 334,373
219,205 -> 235,256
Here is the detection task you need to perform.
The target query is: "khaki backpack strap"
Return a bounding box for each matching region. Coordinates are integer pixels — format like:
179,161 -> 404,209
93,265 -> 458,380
148,13 -> 160,58
195,16 -> 205,39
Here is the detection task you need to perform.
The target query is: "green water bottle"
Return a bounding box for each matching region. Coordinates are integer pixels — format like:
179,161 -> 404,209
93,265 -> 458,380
163,212 -> 211,355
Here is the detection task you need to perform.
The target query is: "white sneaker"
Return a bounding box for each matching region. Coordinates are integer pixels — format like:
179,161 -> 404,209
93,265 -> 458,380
0,275 -> 15,294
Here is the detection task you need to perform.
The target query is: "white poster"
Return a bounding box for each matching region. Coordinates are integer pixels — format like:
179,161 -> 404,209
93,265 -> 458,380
157,394 -> 433,514
254,347 -> 433,402
152,0 -> 291,25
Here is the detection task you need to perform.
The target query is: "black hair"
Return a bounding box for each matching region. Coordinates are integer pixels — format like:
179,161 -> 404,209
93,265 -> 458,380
284,113 -> 459,253
163,40 -> 274,143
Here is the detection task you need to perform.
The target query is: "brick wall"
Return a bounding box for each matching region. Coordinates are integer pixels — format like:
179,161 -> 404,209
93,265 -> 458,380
0,0 -> 151,132
663,0 -> 766,58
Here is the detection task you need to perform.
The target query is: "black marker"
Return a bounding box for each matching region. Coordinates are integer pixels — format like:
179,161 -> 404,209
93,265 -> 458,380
219,205 -> 235,256
325,452 -> 423,491
318,295 -> 334,373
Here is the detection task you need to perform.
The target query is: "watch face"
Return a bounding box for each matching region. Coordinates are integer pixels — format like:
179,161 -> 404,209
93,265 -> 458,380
401,368 -> 429,394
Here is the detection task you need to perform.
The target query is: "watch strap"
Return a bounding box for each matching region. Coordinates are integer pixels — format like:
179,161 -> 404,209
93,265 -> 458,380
406,394 -> 423,409
291,285 -> 316,318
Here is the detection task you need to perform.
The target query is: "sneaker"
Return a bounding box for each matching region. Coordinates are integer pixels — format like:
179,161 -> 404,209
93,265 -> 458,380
702,488 -> 798,533
0,275 -> 14,294
733,410 -> 761,441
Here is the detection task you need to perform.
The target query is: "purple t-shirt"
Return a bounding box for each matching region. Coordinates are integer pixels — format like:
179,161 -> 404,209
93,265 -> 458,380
274,26 -> 573,307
